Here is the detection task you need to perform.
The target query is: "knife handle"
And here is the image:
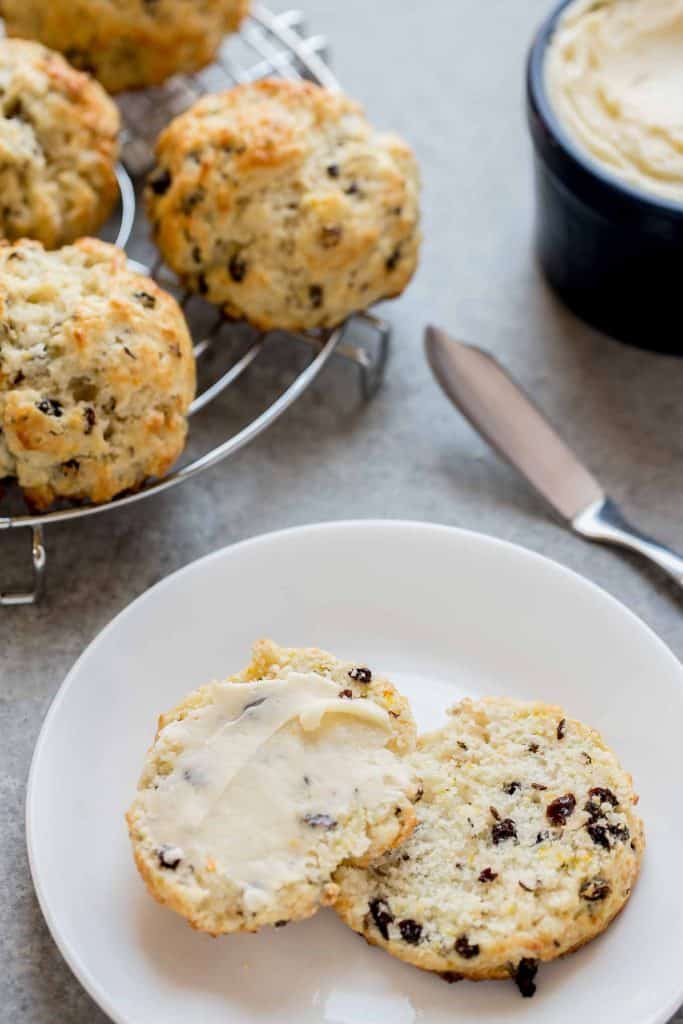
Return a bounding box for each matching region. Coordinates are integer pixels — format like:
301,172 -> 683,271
573,498 -> 683,592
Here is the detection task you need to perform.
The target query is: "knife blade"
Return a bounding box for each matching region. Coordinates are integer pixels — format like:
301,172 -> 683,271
425,325 -> 683,591
424,325 -> 604,522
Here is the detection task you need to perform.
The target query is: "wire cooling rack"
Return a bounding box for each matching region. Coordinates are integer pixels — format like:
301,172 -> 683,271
0,5 -> 391,605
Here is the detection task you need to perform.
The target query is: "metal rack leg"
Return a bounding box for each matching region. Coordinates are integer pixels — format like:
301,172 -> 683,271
297,312 -> 392,401
0,526 -> 46,607
352,312 -> 391,401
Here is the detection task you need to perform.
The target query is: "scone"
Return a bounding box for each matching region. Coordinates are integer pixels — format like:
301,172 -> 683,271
0,0 -> 250,93
334,698 -> 643,995
146,79 -> 421,331
126,640 -> 420,935
231,639 -> 416,757
0,38 -> 120,248
0,238 -> 196,509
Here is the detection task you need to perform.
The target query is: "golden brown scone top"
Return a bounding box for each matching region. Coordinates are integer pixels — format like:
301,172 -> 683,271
0,38 -> 120,247
147,79 -> 421,331
0,238 -> 196,510
1,0 -> 250,92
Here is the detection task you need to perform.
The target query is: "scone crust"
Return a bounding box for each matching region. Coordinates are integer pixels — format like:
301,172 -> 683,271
0,238 -> 196,509
1,0 -> 249,93
228,639 -> 416,757
126,640 -> 419,935
0,38 -> 120,247
334,697 -> 644,982
146,79 -> 421,331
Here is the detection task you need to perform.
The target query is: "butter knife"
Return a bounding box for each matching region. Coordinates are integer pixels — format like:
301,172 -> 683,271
425,325 -> 683,591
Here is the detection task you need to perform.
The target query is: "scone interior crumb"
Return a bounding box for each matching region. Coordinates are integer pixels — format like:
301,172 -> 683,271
334,697 -> 644,991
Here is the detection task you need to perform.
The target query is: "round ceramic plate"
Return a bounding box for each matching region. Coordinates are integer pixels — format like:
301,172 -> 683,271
27,521 -> 683,1024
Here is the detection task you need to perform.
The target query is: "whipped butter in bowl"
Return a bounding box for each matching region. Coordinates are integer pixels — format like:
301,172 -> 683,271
546,0 -> 683,204
527,0 -> 683,355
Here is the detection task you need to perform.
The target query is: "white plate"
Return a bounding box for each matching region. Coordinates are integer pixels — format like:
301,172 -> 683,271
27,521 -> 683,1024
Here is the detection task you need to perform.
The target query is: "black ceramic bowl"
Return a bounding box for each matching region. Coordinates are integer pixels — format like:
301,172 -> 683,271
527,0 -> 683,356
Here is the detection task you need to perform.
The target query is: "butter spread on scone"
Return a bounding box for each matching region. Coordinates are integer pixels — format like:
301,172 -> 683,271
0,38 -> 120,247
0,0 -> 250,93
127,643 -> 419,934
146,79 -> 421,331
0,238 -> 196,509
545,0 -> 683,203
334,698 -> 643,995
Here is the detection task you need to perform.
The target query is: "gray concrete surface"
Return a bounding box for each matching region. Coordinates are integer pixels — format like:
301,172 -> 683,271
1,1 -> 681,1021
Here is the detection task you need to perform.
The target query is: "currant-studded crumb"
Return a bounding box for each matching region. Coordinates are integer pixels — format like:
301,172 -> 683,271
334,697 -> 644,988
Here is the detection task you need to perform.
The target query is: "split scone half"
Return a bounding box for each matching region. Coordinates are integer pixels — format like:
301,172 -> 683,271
127,640 -> 419,934
334,698 -> 644,996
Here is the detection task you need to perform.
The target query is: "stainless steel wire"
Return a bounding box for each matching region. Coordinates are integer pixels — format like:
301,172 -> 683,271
0,6 -> 391,603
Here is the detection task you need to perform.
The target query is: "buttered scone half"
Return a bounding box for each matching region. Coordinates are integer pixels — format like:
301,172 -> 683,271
126,641 -> 420,934
0,238 -> 196,510
0,39 -> 120,248
335,698 -> 643,996
146,79 -> 421,331
0,0 -> 249,93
